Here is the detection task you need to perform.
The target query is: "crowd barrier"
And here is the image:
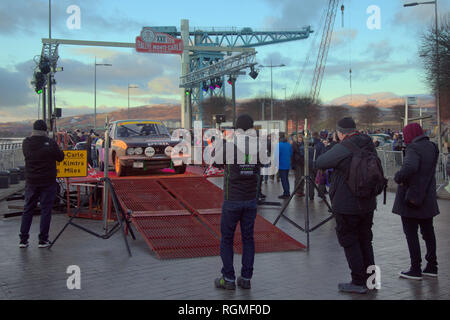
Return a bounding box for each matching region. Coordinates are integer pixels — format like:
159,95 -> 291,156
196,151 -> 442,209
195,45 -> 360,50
377,149 -> 449,188
0,142 -> 24,171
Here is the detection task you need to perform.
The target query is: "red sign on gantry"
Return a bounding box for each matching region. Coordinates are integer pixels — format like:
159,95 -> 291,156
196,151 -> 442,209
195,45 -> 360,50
136,27 -> 183,55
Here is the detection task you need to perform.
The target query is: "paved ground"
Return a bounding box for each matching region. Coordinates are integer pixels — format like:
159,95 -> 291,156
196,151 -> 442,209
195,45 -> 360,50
0,174 -> 449,300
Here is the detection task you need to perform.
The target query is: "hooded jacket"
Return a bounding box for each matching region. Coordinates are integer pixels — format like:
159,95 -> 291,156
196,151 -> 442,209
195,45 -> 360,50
315,132 -> 378,215
22,134 -> 65,186
392,135 -> 439,219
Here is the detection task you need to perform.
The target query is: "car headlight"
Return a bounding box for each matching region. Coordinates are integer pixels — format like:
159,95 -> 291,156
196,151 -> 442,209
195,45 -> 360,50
126,148 -> 135,155
134,147 -> 143,155
145,147 -> 155,158
164,146 -> 173,157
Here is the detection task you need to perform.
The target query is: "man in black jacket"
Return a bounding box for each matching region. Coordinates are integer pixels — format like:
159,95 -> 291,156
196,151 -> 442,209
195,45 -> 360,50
19,120 -> 65,248
315,117 -> 377,294
214,114 -> 260,290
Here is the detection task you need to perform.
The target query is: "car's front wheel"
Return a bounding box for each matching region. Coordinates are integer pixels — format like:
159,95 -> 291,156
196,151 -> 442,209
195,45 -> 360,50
115,154 -> 127,177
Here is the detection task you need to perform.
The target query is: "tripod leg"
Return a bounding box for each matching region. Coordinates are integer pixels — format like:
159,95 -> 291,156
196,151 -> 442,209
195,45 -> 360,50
273,177 -> 304,226
48,207 -> 81,249
107,182 -> 132,257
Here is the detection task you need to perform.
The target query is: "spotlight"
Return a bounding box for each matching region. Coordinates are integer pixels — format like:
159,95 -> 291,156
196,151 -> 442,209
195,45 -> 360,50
215,77 -> 222,89
227,76 -> 235,85
39,57 -> 51,75
209,79 -> 215,91
249,66 -> 258,79
202,81 -> 209,92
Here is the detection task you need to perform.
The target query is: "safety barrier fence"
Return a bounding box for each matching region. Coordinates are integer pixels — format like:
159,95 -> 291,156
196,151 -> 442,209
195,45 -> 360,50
377,150 -> 449,187
0,142 -> 24,170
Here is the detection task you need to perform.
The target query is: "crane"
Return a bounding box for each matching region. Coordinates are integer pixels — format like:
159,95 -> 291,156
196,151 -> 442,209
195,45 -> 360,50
309,0 -> 340,103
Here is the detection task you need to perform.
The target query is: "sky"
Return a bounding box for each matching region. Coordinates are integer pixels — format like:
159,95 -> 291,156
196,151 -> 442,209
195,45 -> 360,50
0,0 -> 449,122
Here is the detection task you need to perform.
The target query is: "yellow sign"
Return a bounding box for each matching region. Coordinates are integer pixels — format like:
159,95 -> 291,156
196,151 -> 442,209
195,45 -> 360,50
57,150 -> 88,178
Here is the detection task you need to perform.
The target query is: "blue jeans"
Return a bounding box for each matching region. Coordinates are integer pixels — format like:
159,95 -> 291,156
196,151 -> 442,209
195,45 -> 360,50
279,169 -> 290,196
220,199 -> 257,281
20,183 -> 57,242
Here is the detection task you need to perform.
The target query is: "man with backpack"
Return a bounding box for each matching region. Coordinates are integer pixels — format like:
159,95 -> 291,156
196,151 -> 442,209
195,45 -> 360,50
315,117 -> 386,294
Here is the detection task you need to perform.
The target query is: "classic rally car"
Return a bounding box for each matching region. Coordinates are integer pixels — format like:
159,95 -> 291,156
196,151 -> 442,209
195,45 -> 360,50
96,120 -> 189,176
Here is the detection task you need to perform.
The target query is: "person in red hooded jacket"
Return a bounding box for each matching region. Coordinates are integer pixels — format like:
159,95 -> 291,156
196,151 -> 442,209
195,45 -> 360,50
392,123 -> 440,280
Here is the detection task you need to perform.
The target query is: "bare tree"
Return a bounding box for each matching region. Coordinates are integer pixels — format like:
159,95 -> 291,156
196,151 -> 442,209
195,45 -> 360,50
419,15 -> 450,122
325,105 -> 348,129
391,104 -> 405,129
357,104 -> 381,130
201,96 -> 231,126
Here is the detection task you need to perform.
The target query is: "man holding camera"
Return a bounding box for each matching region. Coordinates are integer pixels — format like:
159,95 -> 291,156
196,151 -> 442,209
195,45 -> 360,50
19,120 -> 65,248
315,117 -> 379,294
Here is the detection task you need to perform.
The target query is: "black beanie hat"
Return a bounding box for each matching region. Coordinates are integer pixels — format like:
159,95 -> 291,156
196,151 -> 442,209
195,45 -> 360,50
33,119 -> 47,132
235,114 -> 254,131
337,117 -> 356,134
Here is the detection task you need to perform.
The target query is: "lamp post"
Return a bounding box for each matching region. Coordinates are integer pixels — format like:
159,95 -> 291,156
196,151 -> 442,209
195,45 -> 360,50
259,61 -> 286,121
128,84 -> 139,119
94,57 -> 112,130
404,1 -> 441,155
282,87 -> 287,133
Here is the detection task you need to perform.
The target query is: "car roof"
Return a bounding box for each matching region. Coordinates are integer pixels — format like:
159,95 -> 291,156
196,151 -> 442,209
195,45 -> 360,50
113,120 -> 163,125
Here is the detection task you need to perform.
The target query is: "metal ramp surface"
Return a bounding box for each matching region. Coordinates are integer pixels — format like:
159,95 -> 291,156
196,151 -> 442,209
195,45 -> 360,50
112,179 -> 220,259
159,177 -> 306,254
112,177 -> 305,259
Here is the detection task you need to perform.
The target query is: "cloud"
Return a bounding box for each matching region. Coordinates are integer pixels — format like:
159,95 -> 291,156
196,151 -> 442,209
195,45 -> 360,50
262,0 -> 328,29
54,51 -> 180,93
0,0 -> 149,36
393,1 -> 450,29
362,40 -> 393,62
147,76 -> 180,95
0,62 -> 36,109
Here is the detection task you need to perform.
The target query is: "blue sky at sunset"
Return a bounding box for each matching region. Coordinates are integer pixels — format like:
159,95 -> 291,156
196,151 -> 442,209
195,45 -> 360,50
0,0 -> 449,122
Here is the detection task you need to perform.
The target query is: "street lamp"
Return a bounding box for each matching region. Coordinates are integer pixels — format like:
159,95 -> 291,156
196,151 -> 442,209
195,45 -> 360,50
282,87 -> 287,132
94,57 -> 112,130
259,61 -> 286,121
128,84 -> 139,120
404,1 -> 441,155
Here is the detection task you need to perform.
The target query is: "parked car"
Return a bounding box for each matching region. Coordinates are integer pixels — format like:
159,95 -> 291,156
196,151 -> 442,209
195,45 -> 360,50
369,134 -> 393,147
95,120 -> 190,176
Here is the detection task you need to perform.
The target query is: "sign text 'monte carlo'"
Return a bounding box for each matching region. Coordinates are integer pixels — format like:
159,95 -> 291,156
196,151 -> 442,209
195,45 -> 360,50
57,150 -> 88,178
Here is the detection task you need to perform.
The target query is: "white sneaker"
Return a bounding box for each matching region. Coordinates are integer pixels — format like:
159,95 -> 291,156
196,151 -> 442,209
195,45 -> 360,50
19,241 -> 29,248
38,240 -> 51,248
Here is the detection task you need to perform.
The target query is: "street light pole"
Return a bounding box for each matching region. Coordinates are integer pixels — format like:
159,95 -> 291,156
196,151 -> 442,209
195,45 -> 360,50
404,0 -> 441,155
259,62 -> 286,121
94,57 -> 112,130
128,84 -> 139,120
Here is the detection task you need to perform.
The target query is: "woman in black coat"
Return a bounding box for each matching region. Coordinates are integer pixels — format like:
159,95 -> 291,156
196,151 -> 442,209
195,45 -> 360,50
392,123 -> 440,280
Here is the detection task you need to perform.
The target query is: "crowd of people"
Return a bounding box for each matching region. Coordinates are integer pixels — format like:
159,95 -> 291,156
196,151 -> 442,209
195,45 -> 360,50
213,114 -> 443,294
17,116 -> 447,296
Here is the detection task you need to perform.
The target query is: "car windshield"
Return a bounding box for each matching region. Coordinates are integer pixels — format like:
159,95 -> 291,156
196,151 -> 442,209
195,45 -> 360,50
115,122 -> 169,138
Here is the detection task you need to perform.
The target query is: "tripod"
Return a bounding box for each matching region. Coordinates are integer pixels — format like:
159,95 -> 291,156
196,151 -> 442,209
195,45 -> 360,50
48,177 -> 136,256
273,127 -> 334,249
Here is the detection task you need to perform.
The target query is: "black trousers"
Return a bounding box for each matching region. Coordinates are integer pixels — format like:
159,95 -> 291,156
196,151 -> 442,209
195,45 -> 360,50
335,213 -> 375,286
401,217 -> 437,271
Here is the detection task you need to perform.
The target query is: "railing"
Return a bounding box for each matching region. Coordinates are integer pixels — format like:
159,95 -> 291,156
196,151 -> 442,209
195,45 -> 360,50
0,142 -> 24,170
377,149 -> 449,189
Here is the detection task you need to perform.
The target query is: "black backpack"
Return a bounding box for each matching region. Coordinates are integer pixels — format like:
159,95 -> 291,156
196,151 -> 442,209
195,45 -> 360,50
342,140 -> 388,204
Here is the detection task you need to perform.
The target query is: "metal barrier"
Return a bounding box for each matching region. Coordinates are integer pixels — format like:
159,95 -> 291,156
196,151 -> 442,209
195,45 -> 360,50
0,142 -> 24,170
377,149 -> 449,188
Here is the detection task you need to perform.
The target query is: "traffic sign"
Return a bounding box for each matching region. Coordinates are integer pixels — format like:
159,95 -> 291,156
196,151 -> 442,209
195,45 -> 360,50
56,150 -> 88,178
407,96 -> 418,105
